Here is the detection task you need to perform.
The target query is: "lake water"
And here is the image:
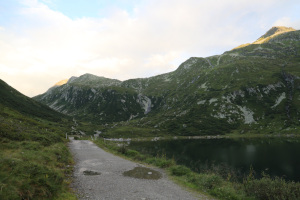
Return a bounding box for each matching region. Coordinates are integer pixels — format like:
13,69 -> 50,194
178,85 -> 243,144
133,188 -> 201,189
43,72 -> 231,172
128,137 -> 300,182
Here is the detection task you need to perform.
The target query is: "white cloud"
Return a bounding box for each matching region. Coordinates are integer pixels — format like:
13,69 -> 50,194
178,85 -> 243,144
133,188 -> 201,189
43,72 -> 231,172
0,0 -> 299,96
273,17 -> 300,29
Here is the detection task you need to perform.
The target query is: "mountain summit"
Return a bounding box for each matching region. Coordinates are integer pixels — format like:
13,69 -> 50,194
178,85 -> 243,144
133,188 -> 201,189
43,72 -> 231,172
234,26 -> 296,49
54,79 -> 68,86
253,26 -> 296,44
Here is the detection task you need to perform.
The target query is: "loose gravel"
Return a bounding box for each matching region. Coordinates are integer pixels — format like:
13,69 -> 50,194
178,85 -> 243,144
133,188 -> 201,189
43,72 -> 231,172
69,139 -> 210,200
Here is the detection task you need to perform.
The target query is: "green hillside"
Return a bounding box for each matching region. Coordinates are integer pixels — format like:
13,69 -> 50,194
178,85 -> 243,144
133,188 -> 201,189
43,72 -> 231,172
0,79 -> 66,122
34,27 -> 300,137
0,80 -> 75,199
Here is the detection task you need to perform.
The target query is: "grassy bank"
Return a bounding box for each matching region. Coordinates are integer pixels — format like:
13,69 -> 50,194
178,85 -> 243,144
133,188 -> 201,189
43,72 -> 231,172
0,108 -> 76,200
77,121 -> 300,139
93,138 -> 300,200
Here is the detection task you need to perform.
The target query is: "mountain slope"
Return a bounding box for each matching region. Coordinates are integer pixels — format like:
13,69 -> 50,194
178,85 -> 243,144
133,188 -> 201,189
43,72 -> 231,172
0,79 -> 66,122
34,27 -> 300,136
0,80 -> 75,199
34,74 -> 149,122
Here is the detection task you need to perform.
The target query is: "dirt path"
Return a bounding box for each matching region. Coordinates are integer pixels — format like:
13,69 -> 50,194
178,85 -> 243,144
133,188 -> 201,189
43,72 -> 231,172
69,139 -> 210,200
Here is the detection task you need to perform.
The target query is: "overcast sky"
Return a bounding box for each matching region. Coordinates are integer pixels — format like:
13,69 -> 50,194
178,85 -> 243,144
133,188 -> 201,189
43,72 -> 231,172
1,0 -> 300,97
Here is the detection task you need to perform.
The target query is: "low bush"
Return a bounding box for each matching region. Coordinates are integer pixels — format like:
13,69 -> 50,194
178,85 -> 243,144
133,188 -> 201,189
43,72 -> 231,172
169,165 -> 192,176
244,173 -> 300,200
145,157 -> 175,168
210,185 -> 243,200
198,173 -> 224,190
125,149 -> 140,157
117,144 -> 128,154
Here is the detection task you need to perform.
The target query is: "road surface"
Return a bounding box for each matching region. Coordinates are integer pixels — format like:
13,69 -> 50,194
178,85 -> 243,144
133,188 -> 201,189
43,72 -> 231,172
69,139 -> 210,200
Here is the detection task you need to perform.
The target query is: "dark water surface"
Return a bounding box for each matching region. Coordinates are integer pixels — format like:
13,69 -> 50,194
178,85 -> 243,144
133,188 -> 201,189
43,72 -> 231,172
128,137 -> 300,182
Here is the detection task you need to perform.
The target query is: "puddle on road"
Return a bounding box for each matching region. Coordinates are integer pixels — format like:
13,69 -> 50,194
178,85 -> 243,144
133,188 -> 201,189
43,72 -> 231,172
123,167 -> 162,180
83,170 -> 101,175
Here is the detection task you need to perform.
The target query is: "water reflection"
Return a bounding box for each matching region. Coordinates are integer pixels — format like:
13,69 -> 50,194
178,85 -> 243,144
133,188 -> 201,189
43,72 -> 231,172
128,138 -> 300,182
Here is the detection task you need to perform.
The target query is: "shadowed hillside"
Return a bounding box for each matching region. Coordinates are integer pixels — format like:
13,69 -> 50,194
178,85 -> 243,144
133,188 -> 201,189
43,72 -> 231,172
0,79 -> 75,199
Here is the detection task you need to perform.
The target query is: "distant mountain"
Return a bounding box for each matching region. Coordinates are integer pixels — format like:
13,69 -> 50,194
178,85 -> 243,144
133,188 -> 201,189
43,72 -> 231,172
34,74 -> 146,122
34,27 -> 300,135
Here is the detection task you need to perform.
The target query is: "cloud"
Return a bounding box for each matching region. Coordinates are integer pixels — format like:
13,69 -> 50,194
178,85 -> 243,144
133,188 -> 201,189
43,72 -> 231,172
0,0 -> 299,96
273,17 -> 300,29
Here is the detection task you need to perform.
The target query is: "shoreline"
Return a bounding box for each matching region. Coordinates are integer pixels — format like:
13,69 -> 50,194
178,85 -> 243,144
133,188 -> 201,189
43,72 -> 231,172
99,133 -> 300,142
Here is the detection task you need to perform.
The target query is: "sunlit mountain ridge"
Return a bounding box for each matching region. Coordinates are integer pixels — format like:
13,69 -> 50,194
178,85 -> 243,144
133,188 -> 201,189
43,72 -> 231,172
34,26 -> 300,136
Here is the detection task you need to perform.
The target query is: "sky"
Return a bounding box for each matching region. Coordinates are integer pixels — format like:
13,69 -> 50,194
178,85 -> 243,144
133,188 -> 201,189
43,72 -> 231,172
1,0 -> 300,97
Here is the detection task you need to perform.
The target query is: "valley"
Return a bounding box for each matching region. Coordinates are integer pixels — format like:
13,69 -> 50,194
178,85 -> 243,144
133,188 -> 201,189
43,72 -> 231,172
1,26 -> 300,200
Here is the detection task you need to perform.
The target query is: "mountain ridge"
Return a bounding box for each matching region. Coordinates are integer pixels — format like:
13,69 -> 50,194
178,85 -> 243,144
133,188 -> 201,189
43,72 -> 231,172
34,26 -> 300,136
233,26 -> 296,49
254,26 -> 296,43
47,26 -> 298,88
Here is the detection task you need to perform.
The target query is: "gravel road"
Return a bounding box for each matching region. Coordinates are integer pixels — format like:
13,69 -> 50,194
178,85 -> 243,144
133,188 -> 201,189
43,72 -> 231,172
69,139 -> 210,200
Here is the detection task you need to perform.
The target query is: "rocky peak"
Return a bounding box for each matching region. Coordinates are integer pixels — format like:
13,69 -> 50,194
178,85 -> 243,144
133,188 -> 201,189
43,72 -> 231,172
233,26 -> 296,50
67,76 -> 78,84
54,79 -> 68,86
63,73 -> 122,88
79,73 -> 100,80
45,78 -> 69,93
253,26 -> 296,44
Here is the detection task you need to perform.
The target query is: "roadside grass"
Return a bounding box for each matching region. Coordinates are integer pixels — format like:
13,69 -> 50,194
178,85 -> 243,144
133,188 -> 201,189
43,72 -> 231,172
93,138 -> 300,200
0,108 -> 76,200
243,171 -> 300,200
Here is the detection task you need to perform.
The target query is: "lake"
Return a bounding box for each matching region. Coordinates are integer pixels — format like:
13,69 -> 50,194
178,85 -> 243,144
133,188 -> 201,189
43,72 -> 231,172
128,137 -> 300,182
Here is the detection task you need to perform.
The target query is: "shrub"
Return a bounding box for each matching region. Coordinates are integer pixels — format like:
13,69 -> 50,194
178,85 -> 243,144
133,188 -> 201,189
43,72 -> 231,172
145,156 -> 175,168
198,173 -> 223,190
125,149 -> 140,157
169,165 -> 192,176
210,185 -> 242,200
117,144 -> 128,154
244,174 -> 300,200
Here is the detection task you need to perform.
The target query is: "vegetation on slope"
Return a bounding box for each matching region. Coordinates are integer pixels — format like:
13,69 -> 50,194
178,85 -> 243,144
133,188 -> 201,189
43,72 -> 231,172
34,27 -> 300,137
0,80 -> 75,200
0,80 -> 66,122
